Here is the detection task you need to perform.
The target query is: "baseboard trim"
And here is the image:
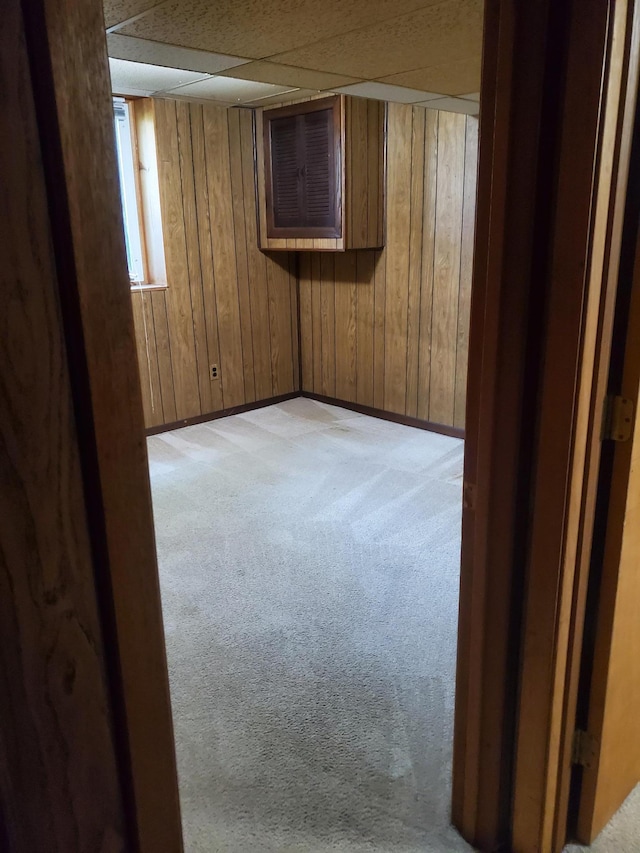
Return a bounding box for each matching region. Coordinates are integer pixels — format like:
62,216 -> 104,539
145,390 -> 465,439
145,392 -> 299,436
300,392 -> 465,439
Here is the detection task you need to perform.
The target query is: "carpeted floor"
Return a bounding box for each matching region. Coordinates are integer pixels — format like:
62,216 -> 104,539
147,397 -> 638,852
148,398 -> 472,852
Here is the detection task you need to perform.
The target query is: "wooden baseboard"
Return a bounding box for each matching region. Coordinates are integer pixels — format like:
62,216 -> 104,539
300,392 -> 465,439
145,392 -> 299,435
145,390 -> 465,439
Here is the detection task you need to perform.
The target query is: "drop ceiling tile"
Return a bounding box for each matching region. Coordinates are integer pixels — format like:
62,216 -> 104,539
108,58 -> 209,94
165,94 -> 238,109
333,82 -> 439,104
218,61 -> 361,91
245,88 -> 319,107
378,55 -> 481,96
107,34 -> 250,75
417,96 -> 479,115
111,84 -> 156,97
459,92 -> 480,102
104,0 -> 160,30
165,76 -> 295,104
116,0 -> 442,59
271,0 -> 483,80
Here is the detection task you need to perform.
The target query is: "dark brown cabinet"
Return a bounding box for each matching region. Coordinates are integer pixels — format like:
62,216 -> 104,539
266,98 -> 341,237
256,95 -> 386,251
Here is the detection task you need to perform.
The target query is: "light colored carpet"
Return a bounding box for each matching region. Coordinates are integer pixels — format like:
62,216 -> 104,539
148,398 -> 472,852
148,397 -> 639,853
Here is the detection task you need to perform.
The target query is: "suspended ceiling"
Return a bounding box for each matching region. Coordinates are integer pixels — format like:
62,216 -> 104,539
105,0 -> 482,114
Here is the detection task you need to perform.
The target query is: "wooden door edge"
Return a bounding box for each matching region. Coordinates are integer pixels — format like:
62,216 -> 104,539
21,1 -> 185,850
576,105 -> 640,844
512,1 -> 640,851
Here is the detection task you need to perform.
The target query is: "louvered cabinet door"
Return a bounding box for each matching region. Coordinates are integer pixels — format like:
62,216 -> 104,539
270,115 -> 303,228
264,96 -> 342,240
301,108 -> 337,230
258,94 -> 385,251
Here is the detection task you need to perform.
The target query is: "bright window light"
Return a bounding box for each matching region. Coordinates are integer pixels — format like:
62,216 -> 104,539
113,98 -> 146,284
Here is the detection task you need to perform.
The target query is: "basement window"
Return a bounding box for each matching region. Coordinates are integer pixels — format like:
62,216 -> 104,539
113,97 -> 148,285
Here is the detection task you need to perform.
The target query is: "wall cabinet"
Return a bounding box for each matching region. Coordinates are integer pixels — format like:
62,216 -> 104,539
256,95 -> 386,251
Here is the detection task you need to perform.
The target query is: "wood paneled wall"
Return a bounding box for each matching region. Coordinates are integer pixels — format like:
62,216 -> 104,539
299,104 -> 478,430
132,100 -> 299,429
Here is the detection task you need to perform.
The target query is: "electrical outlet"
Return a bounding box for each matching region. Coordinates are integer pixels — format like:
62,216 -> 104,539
210,364 -> 219,381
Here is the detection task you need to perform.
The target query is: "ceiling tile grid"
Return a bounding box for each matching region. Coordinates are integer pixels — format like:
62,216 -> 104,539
109,57 -> 209,96
111,0 -> 445,58
107,33 -> 251,74
105,0 -> 483,112
332,81 -> 440,104
163,76 -> 296,102
218,61 -> 362,92
416,96 -> 478,114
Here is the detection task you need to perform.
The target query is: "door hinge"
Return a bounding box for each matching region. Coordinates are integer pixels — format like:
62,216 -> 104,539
572,729 -> 598,768
602,395 -> 634,442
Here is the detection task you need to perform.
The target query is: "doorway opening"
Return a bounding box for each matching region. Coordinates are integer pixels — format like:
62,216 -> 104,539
104,0 -> 479,849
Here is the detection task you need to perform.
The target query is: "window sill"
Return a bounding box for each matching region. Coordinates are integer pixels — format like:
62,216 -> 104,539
130,282 -> 168,293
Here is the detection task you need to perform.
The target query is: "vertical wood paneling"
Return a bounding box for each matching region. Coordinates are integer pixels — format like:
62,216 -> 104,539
417,110 -> 439,422
368,102 -> 383,249
228,108 -> 256,404
131,100 -> 299,428
406,108 -> 426,418
429,111 -> 466,425
373,249 -> 387,410
320,253 -> 336,396
348,97 -> 370,248
142,291 -> 165,427
311,253 -> 323,392
190,104 -> 224,413
133,99 -> 476,433
176,101 -> 212,415
154,98 -> 201,420
151,289 -> 177,423
300,104 -> 477,431
239,109 -> 273,403
203,106 -> 245,409
131,291 -> 165,428
356,251 -> 375,406
299,253 -> 313,390
334,251 -> 358,401
454,117 -> 479,428
267,254 -> 295,395
289,253 -> 300,389
383,103 -> 413,415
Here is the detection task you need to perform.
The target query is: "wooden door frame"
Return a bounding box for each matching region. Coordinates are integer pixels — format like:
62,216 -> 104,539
18,0 -> 184,850
575,147 -> 640,843
512,1 -> 640,851
10,0 -> 640,850
453,0 -> 640,850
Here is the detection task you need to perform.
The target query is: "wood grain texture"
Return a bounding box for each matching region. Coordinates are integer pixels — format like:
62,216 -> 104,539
0,5 -> 126,848
512,1 -> 635,849
154,98 -> 202,420
21,0 -> 184,849
581,245 -> 640,840
454,117 -> 478,428
429,111 -> 465,425
256,95 -> 383,251
298,105 -> 478,430
131,100 -> 300,428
